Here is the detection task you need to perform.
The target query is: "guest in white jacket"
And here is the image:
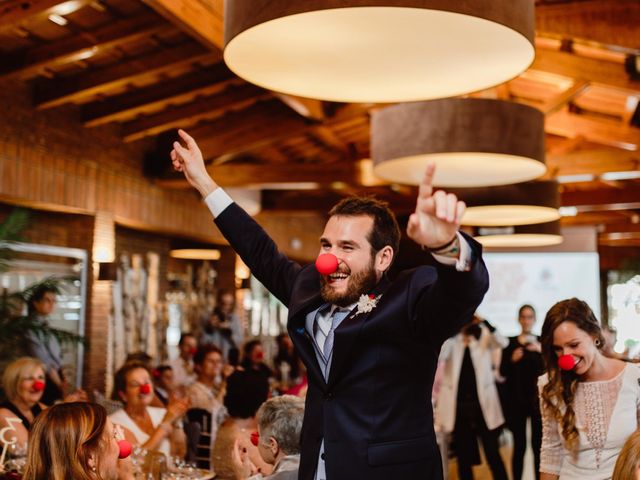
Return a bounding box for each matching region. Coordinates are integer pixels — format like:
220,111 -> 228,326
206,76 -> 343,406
435,314 -> 509,480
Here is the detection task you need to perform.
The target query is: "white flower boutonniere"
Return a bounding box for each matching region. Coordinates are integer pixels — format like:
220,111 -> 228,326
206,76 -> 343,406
356,294 -> 381,315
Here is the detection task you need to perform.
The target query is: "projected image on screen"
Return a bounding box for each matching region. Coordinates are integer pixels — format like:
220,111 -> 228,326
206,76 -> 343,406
476,252 -> 601,337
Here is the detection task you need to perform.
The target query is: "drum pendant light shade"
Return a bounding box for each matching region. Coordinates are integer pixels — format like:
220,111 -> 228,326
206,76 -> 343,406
472,221 -> 563,248
457,181 -> 561,227
223,1 -> 535,103
372,98 -> 546,187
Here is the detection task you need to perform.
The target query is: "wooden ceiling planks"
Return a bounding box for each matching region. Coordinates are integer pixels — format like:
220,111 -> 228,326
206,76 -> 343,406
0,0 -> 638,250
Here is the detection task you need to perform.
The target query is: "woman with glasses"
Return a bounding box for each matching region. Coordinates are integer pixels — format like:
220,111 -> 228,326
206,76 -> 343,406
109,362 -> 189,458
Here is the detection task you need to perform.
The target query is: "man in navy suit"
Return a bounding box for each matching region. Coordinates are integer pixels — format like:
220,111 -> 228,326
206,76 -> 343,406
171,129 -> 489,480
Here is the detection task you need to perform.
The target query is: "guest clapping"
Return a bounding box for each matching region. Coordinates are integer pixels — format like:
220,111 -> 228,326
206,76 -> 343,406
110,362 -> 189,458
231,395 -> 304,480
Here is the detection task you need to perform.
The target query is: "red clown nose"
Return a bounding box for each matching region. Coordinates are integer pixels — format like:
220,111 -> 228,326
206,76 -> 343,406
32,380 -> 45,392
315,253 -> 338,275
189,347 -> 197,356
118,439 -> 133,459
250,431 -> 260,447
139,383 -> 152,394
558,354 -> 576,371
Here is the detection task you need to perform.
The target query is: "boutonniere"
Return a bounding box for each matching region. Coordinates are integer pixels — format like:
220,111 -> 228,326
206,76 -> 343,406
357,293 -> 382,315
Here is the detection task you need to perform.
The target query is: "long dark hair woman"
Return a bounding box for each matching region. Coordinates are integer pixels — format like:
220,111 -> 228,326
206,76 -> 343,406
538,298 -> 640,480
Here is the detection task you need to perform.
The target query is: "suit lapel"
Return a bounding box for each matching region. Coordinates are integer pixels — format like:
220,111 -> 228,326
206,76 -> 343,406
327,277 -> 391,387
288,295 -> 326,386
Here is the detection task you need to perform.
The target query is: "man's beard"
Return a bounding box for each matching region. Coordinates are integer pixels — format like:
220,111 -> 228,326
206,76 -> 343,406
320,258 -> 378,307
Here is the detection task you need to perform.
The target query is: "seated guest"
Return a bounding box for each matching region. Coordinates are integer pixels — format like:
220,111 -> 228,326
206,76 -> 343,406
211,369 -> 271,479
0,357 -> 47,447
23,402 -> 131,480
613,429 -> 640,480
169,333 -> 197,387
231,395 -> 304,480
240,340 -> 273,387
184,345 -> 229,468
151,365 -> 175,407
110,362 -> 189,458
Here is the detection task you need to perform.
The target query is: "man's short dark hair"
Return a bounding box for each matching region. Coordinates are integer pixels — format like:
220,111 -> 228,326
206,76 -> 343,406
178,332 -> 195,346
193,344 -> 222,366
329,196 -> 401,261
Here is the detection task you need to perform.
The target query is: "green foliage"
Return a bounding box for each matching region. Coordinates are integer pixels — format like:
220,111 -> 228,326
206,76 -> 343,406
0,211 -> 85,363
0,208 -> 30,273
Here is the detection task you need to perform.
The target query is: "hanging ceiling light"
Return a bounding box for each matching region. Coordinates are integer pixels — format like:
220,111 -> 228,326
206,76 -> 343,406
471,221 -> 563,248
372,98 -> 546,187
456,181 -> 561,227
223,1 -> 535,103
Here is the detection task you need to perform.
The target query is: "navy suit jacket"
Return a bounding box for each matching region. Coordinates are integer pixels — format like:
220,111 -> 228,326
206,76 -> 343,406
215,203 -> 489,480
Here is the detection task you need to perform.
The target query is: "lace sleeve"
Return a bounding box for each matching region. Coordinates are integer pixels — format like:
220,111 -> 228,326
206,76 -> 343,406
538,377 -> 564,475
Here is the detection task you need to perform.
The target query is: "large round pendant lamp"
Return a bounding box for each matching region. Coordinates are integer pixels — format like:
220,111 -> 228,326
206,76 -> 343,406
456,181 -> 561,227
472,221 -> 563,248
372,98 -> 546,187
223,1 -> 535,103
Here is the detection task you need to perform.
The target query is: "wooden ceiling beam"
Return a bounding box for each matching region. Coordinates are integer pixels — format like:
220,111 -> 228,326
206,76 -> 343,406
540,80 -> 590,115
35,42 -> 216,109
260,188 -> 418,214
536,0 -> 640,52
0,0 -> 92,29
547,149 -> 640,176
546,109 -> 640,150
532,49 -> 640,91
82,63 -> 238,127
143,0 -> 223,50
561,211 -> 631,227
561,185 -> 640,208
156,162 -> 358,189
186,99 -> 314,162
186,100 -> 372,164
121,84 -> 271,142
0,15 -> 169,79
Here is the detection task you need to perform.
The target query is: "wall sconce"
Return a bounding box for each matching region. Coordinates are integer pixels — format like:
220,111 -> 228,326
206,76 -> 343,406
93,211 -> 116,281
92,211 -> 115,263
372,98 -> 546,187
224,1 -> 534,102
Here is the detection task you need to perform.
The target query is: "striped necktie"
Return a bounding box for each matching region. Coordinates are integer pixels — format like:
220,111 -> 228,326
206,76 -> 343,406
322,307 -> 349,360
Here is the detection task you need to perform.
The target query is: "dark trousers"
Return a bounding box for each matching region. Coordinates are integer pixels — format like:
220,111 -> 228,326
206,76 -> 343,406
509,410 -> 542,480
454,403 -> 508,480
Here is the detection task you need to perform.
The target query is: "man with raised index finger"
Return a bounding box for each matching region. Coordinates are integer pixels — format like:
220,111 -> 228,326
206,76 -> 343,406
170,129 -> 489,480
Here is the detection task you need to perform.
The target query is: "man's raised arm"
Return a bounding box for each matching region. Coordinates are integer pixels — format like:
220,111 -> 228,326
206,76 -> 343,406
171,129 -> 217,199
407,162 -> 473,271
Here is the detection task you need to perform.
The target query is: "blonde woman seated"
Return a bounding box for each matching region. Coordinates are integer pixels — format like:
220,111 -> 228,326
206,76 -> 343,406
23,402 -> 132,480
109,362 -> 189,458
0,357 -> 49,450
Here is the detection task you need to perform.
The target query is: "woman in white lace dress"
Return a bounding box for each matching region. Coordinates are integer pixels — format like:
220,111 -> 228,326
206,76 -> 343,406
538,298 -> 640,480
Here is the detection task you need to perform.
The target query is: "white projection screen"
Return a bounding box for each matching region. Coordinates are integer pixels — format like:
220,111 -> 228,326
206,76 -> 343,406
476,252 -> 601,337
